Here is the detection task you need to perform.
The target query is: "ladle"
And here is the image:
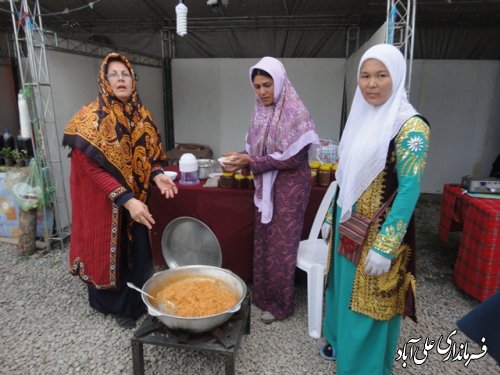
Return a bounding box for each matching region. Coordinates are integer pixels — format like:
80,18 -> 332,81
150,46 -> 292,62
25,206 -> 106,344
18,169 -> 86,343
126,282 -> 177,315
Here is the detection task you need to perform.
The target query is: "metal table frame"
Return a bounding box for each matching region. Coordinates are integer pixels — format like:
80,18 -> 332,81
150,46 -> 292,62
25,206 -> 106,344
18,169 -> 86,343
131,292 -> 251,375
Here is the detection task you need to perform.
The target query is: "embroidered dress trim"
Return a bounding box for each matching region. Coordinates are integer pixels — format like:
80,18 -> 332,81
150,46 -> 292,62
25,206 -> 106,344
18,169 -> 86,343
395,117 -> 429,179
372,219 -> 407,255
109,186 -> 127,202
69,202 -> 120,289
349,117 -> 429,320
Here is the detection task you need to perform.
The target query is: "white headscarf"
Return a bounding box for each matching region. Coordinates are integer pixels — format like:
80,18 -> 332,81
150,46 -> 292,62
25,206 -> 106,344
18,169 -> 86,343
336,43 -> 417,222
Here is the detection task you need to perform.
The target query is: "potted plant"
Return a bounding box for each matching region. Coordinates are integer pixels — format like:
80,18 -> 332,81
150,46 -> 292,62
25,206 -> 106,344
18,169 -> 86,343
11,149 -> 29,167
0,147 -> 15,167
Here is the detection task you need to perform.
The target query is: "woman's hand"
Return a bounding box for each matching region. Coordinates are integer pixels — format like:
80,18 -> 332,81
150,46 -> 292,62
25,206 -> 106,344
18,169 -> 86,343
364,249 -> 391,276
321,223 -> 331,243
153,173 -> 178,199
221,153 -> 251,172
123,198 -> 155,230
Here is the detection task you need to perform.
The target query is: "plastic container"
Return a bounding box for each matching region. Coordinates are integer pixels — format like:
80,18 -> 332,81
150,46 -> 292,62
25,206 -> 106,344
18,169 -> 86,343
179,153 -> 199,185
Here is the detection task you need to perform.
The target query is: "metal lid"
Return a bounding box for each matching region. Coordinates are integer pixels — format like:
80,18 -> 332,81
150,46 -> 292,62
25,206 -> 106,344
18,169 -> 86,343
161,216 -> 222,268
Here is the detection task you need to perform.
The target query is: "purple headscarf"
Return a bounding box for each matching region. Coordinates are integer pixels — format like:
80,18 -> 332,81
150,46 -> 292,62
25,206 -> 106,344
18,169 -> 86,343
246,57 -> 319,223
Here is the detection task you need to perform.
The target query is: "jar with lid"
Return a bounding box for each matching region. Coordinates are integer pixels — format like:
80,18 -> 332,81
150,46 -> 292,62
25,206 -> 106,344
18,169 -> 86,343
318,163 -> 332,187
179,153 -> 199,185
330,163 -> 338,181
246,174 -> 255,189
234,173 -> 247,189
309,160 -> 320,186
218,172 -> 235,189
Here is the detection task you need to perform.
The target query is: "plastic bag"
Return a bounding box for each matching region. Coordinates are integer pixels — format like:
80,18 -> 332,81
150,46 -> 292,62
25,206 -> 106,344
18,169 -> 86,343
4,159 -> 46,211
311,138 -> 339,164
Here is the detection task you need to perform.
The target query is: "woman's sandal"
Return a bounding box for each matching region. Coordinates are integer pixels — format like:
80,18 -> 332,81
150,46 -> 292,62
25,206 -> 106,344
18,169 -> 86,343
259,311 -> 276,324
319,344 -> 337,361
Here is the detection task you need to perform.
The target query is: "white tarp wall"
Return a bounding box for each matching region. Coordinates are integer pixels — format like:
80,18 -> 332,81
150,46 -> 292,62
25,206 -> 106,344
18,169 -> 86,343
411,60 -> 500,193
172,58 -> 346,156
172,58 -> 499,194
24,51 -> 499,229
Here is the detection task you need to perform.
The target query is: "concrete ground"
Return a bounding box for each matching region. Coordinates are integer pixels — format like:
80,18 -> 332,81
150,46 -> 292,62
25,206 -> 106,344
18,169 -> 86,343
0,193 -> 498,374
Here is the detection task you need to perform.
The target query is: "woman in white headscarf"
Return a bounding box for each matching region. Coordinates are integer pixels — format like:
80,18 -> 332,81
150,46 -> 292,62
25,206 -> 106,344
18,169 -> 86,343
223,57 -> 319,323
319,44 -> 430,374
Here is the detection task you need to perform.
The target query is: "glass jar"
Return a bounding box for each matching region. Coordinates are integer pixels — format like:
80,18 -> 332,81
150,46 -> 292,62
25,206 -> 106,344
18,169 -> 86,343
218,172 -> 235,189
330,163 -> 338,181
246,174 -> 255,189
318,163 -> 332,186
310,169 -> 318,186
309,160 -> 321,186
234,173 -> 248,189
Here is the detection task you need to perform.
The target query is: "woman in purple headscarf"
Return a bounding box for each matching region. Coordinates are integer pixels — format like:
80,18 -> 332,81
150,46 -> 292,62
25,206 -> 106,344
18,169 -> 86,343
223,57 -> 319,323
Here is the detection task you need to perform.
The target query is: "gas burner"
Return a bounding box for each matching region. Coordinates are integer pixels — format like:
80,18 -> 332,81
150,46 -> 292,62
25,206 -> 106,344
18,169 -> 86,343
131,291 -> 251,374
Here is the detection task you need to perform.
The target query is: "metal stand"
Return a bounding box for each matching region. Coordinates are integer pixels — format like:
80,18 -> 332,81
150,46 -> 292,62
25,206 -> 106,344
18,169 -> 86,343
9,0 -> 70,249
8,1 -> 164,250
386,0 -> 416,92
131,292 -> 251,375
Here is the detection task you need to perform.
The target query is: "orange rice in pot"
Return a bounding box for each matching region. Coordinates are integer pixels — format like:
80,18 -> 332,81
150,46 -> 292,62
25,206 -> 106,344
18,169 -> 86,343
156,277 -> 238,317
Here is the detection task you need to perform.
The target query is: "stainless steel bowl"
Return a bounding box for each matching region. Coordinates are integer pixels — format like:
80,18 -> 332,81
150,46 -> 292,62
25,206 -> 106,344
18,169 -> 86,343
142,265 -> 247,333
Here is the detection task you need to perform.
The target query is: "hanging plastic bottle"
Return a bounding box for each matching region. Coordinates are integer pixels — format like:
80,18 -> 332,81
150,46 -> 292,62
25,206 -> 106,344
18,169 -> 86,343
18,91 -> 32,139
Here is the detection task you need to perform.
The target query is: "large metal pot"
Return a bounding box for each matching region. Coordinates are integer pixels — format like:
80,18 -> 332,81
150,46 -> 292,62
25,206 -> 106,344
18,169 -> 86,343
142,265 -> 247,333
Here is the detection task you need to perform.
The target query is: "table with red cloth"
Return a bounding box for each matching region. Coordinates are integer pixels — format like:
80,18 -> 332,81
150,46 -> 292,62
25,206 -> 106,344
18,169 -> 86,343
148,169 -> 328,282
438,183 -> 500,301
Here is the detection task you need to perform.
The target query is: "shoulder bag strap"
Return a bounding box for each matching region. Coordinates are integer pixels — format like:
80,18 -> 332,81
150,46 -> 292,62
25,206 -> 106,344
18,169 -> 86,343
368,189 -> 398,225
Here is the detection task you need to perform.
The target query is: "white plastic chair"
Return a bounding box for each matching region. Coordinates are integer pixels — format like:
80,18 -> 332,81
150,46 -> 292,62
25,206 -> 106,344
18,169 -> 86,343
297,181 -> 337,339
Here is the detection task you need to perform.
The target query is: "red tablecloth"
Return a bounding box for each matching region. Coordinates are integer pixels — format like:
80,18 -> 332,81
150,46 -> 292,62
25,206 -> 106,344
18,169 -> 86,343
438,184 -> 500,301
149,169 -> 327,282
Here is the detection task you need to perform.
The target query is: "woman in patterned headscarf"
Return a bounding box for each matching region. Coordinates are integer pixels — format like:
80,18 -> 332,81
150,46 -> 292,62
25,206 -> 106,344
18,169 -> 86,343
223,57 -> 319,323
320,44 -> 430,374
63,53 -> 177,329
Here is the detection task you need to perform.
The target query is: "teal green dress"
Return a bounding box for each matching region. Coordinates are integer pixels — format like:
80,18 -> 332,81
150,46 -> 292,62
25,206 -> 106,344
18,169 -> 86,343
323,117 -> 430,375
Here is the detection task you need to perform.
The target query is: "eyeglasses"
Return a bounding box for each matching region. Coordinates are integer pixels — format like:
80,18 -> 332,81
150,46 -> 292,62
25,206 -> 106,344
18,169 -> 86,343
106,71 -> 133,80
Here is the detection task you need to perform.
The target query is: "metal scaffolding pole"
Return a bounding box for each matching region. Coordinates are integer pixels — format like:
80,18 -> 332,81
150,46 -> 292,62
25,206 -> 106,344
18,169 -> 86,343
386,0 -> 416,92
9,0 -> 70,249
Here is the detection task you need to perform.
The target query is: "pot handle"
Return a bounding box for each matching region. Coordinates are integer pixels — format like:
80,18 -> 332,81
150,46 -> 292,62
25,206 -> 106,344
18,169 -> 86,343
147,306 -> 163,317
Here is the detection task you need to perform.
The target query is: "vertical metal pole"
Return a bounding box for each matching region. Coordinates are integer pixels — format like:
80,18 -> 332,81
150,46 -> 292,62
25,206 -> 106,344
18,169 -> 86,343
386,0 -> 416,94
162,29 -> 176,152
9,0 -> 71,249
